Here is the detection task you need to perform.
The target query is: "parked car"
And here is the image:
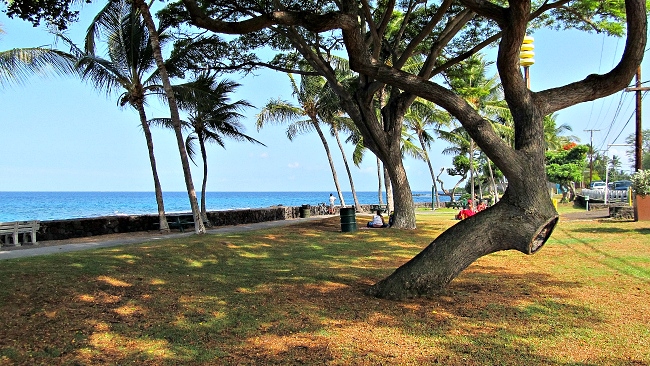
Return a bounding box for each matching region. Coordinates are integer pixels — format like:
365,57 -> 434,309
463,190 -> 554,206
589,181 -> 607,190
613,180 -> 632,190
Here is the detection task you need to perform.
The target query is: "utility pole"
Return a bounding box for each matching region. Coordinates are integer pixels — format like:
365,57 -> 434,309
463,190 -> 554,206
584,129 -> 600,184
625,67 -> 648,172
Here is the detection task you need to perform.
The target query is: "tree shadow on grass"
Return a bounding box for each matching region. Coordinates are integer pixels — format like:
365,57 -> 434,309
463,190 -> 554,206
553,228 -> 650,285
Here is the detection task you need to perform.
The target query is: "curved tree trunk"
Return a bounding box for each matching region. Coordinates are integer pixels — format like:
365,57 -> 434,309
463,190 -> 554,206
312,120 -> 346,207
136,103 -> 169,232
368,150 -> 558,299
333,128 -> 362,212
135,0 -> 205,234
198,136 -> 211,226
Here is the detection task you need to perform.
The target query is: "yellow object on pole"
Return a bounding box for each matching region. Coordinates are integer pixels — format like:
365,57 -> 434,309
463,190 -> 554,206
520,35 -> 535,88
519,36 -> 535,67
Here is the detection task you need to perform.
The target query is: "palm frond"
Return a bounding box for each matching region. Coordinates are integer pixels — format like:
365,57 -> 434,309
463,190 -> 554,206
256,99 -> 304,130
1,47 -> 77,87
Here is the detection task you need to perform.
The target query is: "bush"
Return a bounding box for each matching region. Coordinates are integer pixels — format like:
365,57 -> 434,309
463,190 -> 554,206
630,170 -> 650,196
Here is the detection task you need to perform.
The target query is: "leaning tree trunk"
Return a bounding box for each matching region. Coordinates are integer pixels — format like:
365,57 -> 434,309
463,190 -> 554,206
135,0 -> 205,234
136,103 -> 169,232
367,148 -> 558,299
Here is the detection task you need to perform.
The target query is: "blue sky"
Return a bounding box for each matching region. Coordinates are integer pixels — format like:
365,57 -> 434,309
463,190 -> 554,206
1,6 -> 647,192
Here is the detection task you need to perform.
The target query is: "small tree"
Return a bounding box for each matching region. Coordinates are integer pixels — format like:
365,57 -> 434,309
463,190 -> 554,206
546,144 -> 589,202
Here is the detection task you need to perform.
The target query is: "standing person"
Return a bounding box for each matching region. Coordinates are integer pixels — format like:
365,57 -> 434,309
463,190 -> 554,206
328,193 -> 337,214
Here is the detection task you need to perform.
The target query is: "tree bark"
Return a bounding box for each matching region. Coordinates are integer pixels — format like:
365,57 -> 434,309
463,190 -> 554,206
135,0 -> 205,234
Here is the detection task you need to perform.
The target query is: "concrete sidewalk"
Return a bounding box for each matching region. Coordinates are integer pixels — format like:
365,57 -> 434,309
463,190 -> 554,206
0,215 -> 333,260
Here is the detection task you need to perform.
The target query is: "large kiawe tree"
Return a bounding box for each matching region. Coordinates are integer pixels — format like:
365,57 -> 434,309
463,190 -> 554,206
4,0 -> 646,299
172,0 -> 645,299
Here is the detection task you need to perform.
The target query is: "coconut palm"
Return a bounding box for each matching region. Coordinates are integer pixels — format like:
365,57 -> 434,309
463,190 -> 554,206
444,54 -> 510,202
257,72 -> 349,209
62,0 -> 171,231
131,0 -> 205,234
152,74 -> 262,224
1,25 -> 76,87
313,69 -> 363,212
405,98 -> 452,208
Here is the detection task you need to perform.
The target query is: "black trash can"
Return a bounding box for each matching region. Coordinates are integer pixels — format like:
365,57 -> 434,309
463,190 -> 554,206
339,207 -> 357,232
299,204 -> 311,218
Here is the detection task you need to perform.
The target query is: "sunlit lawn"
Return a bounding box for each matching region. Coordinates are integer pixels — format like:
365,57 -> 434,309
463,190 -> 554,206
1,205 -> 648,365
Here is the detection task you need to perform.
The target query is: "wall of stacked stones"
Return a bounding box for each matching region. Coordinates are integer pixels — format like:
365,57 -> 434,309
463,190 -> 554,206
36,202 -> 434,241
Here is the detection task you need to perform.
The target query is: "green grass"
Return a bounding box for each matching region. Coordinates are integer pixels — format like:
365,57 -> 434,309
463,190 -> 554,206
0,213 -> 648,365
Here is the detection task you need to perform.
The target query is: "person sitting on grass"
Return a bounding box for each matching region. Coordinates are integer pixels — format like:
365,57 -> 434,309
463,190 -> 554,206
455,199 -> 476,220
367,210 -> 389,228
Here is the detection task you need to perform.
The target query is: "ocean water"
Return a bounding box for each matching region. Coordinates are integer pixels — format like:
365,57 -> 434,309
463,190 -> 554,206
0,191 -> 447,222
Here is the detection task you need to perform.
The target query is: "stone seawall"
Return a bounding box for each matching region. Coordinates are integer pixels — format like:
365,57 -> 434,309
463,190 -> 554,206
35,202 -> 434,242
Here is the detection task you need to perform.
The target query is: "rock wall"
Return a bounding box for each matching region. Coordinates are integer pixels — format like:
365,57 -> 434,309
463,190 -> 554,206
37,206 -> 292,241
34,202 -> 435,242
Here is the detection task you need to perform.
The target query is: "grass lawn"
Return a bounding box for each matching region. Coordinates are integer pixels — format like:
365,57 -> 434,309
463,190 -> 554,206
1,206 -> 648,365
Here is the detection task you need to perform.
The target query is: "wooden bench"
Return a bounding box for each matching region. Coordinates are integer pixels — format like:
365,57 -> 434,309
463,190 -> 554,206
0,221 -> 40,246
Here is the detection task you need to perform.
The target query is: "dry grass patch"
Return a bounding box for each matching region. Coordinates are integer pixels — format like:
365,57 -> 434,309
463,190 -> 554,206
0,210 -> 648,365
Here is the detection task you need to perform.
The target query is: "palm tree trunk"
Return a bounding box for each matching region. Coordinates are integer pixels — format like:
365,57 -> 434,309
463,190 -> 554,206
383,166 -> 393,213
312,120 -> 346,207
136,103 -> 169,232
377,157 -> 384,205
486,158 -> 499,204
333,128 -> 361,212
419,134 -> 440,209
198,135 -> 212,226
134,0 -> 205,234
469,139 -> 475,201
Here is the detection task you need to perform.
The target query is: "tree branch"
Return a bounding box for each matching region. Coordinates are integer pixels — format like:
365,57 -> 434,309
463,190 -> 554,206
535,0 -> 647,115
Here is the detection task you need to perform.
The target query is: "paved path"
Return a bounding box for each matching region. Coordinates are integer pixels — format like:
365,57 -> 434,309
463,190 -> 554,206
0,215 -> 335,261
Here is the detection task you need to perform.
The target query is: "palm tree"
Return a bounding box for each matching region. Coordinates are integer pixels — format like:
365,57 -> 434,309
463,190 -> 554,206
132,0 -> 205,234
63,0 -> 171,231
444,54 -> 509,202
153,74 -> 262,224
544,114 -> 576,151
257,72 -> 348,209
405,98 -> 452,208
